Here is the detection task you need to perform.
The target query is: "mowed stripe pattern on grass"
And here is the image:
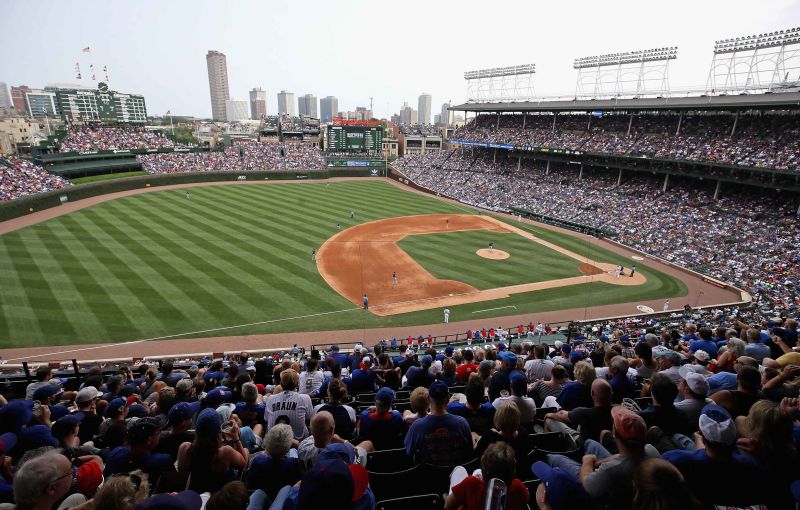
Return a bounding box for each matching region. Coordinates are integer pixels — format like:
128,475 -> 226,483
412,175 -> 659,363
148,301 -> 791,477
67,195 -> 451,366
398,230 -> 583,290
0,181 -> 468,347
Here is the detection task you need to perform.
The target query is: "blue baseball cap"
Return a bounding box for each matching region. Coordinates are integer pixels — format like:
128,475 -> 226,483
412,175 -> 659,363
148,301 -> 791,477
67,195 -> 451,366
560,343 -> 571,354
168,402 -> 195,426
134,490 -> 203,510
499,352 -> 517,366
0,432 -> 17,455
698,404 -> 737,445
317,443 -> 357,464
51,415 -> 81,440
330,345 -> 340,351
509,372 -> 527,395
532,461 -> 593,510
32,384 -> 63,402
599,335 -> 609,343
204,388 -> 232,407
444,345 -> 454,355
297,458 -> 369,508
429,380 -> 449,401
375,387 -> 395,407
19,424 -> 58,449
104,397 -> 128,418
127,403 -> 149,418
497,342 -> 507,351
570,350 -> 584,364
3,400 -> 33,432
195,408 -> 221,436
420,355 -> 433,367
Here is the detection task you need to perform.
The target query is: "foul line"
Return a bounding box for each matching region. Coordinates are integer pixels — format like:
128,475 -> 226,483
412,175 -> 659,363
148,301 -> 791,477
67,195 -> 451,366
6,307 -> 360,362
472,305 -> 517,314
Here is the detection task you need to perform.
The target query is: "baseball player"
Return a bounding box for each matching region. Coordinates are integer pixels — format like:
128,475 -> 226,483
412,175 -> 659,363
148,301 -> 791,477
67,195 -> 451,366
336,223 -> 341,231
489,242 -> 494,252
362,294 -> 369,310
311,249 -> 316,261
186,191 -> 191,200
443,308 -> 450,324
663,299 -> 670,312
350,211 -> 355,219
614,265 -> 621,278
392,271 -> 398,286
445,218 -> 449,230
630,264 -> 637,277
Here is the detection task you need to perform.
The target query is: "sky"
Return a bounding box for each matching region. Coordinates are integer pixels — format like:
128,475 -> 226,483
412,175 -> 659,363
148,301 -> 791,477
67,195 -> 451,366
1,0 -> 799,119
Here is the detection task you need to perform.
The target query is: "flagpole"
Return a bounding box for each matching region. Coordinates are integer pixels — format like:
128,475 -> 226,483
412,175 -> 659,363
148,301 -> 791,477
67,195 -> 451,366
169,112 -> 174,136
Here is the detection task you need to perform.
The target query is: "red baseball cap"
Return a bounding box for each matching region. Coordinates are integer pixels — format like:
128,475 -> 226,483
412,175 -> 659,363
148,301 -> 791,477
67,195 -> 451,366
611,406 -> 646,443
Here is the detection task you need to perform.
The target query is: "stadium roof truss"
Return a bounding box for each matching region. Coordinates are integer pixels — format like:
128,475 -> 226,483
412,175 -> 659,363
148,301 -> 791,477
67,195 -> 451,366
573,47 -> 678,99
464,64 -> 536,103
706,27 -> 800,94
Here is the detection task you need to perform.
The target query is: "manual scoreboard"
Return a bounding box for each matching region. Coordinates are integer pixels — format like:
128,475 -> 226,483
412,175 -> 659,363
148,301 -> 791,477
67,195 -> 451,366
327,125 -> 383,152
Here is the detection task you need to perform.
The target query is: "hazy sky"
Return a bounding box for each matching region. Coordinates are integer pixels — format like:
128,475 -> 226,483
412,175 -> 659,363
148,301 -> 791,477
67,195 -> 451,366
2,0 -> 799,119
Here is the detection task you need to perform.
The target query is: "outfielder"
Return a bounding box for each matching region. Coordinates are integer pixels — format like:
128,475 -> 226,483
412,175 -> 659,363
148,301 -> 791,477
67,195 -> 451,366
311,249 -> 316,261
443,308 -> 450,323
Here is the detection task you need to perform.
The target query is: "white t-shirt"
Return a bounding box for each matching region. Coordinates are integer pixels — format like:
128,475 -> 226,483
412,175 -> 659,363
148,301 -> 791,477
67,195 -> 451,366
299,371 -> 325,395
492,395 -> 537,423
264,391 -> 314,440
524,358 -> 554,382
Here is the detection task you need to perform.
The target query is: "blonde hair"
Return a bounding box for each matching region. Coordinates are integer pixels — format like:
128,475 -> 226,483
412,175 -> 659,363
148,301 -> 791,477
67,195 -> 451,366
91,470 -> 150,510
410,387 -> 429,414
280,369 -> 299,391
493,400 -> 520,434
573,361 -> 596,386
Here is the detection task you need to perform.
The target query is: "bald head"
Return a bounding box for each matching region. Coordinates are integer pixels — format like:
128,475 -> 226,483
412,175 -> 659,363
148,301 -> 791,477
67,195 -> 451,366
735,356 -> 758,372
591,378 -> 612,406
310,411 -> 335,448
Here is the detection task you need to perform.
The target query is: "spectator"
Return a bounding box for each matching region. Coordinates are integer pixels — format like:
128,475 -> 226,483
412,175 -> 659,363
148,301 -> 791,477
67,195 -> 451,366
474,401 -> 532,471
447,378 -> 495,436
357,388 -> 404,450
492,372 -> 536,423
545,378 -> 613,446
488,352 -> 518,401
405,355 -> 434,389
551,361 -> 595,411
244,424 -> 303,500
631,458 -> 698,510
445,443 -> 529,510
90,470 -> 149,510
314,379 -> 356,440
11,451 -> 86,510
299,358 -> 324,397
674,369 -> 710,429
528,364 -> 567,408
104,417 -> 175,489
709,365 -> 762,418
402,387 -> 429,426
405,381 -> 473,465
264,369 -> 314,440
456,349 -> 479,383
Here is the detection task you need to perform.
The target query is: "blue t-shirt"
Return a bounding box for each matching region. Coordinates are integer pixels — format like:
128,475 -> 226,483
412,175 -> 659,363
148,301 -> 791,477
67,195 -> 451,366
662,448 -> 763,506
233,402 -> 266,427
556,382 -> 593,411
349,370 -> 375,393
405,366 -> 433,389
282,486 -> 376,510
404,413 -> 472,465
358,410 -> 404,450
688,340 -> 718,358
744,343 -> 771,363
244,454 -> 303,499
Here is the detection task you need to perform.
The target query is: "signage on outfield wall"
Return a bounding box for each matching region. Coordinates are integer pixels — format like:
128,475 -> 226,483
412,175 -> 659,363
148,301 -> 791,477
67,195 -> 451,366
237,175 -> 247,180
59,195 -> 69,203
370,169 -> 379,176
296,174 -> 309,179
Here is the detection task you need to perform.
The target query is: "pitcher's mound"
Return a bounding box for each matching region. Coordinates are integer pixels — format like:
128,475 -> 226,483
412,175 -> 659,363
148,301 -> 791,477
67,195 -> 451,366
477,249 -> 510,260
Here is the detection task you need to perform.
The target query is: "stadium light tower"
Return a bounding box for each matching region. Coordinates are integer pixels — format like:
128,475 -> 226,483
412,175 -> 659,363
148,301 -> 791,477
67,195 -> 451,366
463,64 -> 536,103
706,27 -> 800,94
573,47 -> 677,99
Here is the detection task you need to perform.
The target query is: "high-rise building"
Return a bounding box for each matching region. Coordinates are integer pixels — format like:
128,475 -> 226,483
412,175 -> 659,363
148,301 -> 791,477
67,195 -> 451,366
10,85 -> 30,114
277,90 -> 296,116
298,94 -> 318,118
355,106 -> 372,121
0,82 -> 11,110
226,98 -> 249,122
206,50 -> 230,121
440,102 -> 451,126
418,93 -> 432,125
249,88 -> 266,119
399,102 -> 417,125
320,96 -> 338,122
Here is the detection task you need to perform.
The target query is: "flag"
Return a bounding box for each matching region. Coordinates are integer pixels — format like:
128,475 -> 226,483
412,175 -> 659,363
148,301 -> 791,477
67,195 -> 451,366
82,46 -> 90,52
166,110 -> 171,115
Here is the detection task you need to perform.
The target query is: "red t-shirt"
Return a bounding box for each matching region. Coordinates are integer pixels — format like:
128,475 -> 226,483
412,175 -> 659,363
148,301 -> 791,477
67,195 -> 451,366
451,476 -> 528,510
456,363 -> 479,383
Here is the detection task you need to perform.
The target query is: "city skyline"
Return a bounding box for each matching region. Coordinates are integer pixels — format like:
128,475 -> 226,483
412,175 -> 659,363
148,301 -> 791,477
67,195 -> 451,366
2,0 -> 799,119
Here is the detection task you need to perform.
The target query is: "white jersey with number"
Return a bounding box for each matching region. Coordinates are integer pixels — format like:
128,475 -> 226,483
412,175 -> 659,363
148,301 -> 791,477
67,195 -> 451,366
264,390 -> 314,439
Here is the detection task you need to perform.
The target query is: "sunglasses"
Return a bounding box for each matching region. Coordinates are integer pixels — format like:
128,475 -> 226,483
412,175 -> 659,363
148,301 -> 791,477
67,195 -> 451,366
111,473 -> 143,491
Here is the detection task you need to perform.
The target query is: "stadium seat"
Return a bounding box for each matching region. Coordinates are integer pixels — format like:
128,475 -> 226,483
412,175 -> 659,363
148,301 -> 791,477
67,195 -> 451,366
367,448 -> 414,473
367,465 -> 421,502
376,493 -> 442,510
635,397 -> 653,409
415,463 -> 456,497
522,479 -> 541,510
528,431 -> 575,452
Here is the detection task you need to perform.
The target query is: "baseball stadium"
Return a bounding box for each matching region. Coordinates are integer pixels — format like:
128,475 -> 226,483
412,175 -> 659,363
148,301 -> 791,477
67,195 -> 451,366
1,4 -> 800,510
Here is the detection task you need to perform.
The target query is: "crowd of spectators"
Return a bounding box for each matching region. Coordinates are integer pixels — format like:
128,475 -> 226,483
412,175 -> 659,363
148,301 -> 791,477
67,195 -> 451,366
137,142 -> 324,174
59,126 -> 182,152
451,113 -> 800,171
0,156 -> 71,201
0,310 -> 798,509
399,124 -> 440,136
394,148 -> 799,312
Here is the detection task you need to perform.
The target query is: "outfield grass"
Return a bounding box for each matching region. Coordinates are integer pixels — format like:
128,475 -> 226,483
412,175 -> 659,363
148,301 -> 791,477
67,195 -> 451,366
70,171 -> 148,184
0,181 -> 687,348
398,230 -> 582,289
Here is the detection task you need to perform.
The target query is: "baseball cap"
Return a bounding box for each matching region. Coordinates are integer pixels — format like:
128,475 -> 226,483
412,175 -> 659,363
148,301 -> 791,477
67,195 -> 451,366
329,344 -> 339,352
531,461 -> 593,510
19,424 -> 58,449
51,415 -> 81,440
599,335 -> 609,343
420,355 -> 433,367
128,417 -> 162,445
168,402 -> 195,426
569,350 -> 583,364
32,384 -> 63,402
0,432 -> 17,455
127,403 -> 149,419
317,443 -> 357,464
698,404 -> 737,445
76,386 -> 101,404
497,342 -> 507,351
195,408 -> 222,436
509,372 -> 527,395
375,387 -> 395,407
682,372 -> 709,396
204,387 -> 232,407
134,490 -> 203,510
104,397 -> 128,418
444,345 -> 454,356
499,352 -> 517,366
655,350 -> 682,363
296,458 -> 369,507
428,380 -> 449,401
216,403 -> 236,423
560,343 -> 571,354
2,400 -> 33,433
611,406 -> 647,444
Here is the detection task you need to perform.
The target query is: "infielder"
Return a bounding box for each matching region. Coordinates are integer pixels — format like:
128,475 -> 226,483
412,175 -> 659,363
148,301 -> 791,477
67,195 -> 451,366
614,265 -> 621,278
663,299 -> 670,312
362,294 -> 369,310
186,191 -> 191,200
630,264 -> 637,277
392,271 -> 398,286
489,242 -> 494,252
336,223 -> 341,231
443,308 -> 450,323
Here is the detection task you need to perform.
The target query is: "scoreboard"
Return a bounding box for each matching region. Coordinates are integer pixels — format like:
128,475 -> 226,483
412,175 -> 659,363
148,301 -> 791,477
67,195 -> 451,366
327,125 -> 383,152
